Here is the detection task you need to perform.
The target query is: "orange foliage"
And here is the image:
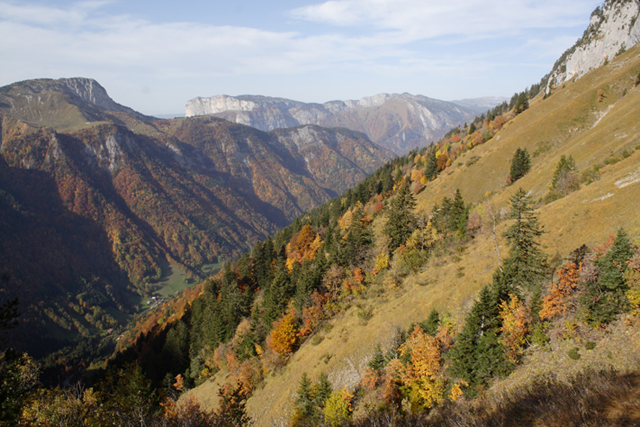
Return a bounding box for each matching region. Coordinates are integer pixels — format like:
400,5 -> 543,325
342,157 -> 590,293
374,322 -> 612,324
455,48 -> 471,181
540,262 -> 582,321
362,367 -> 379,390
287,225 -> 322,264
436,153 -> 450,172
267,308 -> 299,357
399,326 -> 441,382
472,132 -> 484,145
450,134 -> 461,143
494,116 -> 507,130
298,290 -> 328,337
342,268 -> 365,294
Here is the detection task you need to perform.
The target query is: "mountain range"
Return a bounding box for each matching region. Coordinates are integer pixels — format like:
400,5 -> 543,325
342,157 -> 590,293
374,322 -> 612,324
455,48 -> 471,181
0,78 -> 392,355
185,93 -> 506,155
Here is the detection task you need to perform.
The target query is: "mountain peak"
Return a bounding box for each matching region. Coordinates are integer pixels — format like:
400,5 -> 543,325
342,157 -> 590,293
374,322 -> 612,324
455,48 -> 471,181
0,77 -> 145,123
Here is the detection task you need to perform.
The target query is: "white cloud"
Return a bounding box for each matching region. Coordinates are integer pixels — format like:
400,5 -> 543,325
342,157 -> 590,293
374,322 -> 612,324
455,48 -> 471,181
0,0 -> 602,113
291,0 -> 601,41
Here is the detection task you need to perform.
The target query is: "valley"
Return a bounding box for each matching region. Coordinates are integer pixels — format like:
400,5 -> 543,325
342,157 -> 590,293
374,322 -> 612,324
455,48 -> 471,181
2,1 -> 640,426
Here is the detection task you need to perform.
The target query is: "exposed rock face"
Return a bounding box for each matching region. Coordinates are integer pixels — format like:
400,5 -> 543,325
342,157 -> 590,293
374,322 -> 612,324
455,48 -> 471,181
186,93 -> 501,155
548,0 -> 640,90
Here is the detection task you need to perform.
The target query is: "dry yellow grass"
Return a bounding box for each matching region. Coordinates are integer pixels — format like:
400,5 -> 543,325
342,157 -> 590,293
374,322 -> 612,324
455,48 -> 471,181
188,44 -> 640,426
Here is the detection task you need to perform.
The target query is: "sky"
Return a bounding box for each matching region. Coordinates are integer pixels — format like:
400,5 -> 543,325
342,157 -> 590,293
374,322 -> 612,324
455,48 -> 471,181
0,0 -> 603,116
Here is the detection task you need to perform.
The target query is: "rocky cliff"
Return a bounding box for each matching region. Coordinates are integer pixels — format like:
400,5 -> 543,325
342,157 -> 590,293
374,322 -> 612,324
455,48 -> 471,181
186,93 -> 500,155
547,0 -> 640,90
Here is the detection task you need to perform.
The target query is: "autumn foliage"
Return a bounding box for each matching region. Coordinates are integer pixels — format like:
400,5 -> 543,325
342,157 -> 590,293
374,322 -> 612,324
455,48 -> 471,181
267,309 -> 299,357
540,262 -> 582,321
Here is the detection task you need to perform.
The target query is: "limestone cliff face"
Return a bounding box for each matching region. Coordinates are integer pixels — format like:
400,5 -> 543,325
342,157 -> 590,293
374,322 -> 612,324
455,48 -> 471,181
185,92 -> 491,155
548,0 -> 640,90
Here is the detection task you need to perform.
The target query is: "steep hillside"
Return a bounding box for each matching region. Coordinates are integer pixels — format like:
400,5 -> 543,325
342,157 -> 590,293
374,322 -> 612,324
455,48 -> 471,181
0,78 -> 392,356
185,93 -> 502,155
179,39 -> 640,426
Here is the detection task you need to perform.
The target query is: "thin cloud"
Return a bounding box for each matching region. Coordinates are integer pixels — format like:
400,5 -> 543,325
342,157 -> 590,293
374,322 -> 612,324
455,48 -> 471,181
291,0 -> 601,41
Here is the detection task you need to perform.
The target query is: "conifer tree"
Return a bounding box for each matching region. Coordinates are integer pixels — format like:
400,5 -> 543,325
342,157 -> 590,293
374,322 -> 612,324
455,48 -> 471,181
263,256 -> 293,325
448,284 -> 510,395
514,92 -> 529,114
293,373 -> 316,424
384,180 -> 417,253
420,308 -> 440,336
425,149 -> 438,181
501,188 -> 547,292
509,148 -> 531,182
583,228 -> 634,325
314,373 -> 333,408
368,344 -> 385,372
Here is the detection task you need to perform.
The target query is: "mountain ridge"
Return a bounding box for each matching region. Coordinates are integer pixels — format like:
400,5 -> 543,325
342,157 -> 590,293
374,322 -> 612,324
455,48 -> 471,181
185,92 -> 504,155
0,77 -> 393,356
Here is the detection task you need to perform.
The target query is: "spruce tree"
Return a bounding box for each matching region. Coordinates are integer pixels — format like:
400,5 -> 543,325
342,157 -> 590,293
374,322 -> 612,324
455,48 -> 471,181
420,308 -> 440,336
294,373 -> 315,421
384,180 -> 417,253
425,149 -> 438,181
502,188 -> 547,292
583,228 -> 633,325
514,92 -> 529,114
510,148 -> 531,182
448,284 -> 510,394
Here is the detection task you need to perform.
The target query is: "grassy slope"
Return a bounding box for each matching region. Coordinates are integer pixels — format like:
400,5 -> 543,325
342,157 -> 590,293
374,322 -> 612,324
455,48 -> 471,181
188,45 -> 640,425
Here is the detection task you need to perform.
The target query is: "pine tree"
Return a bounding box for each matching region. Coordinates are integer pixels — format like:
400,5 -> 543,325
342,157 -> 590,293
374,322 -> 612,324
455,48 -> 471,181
501,188 -> 547,292
384,180 -> 417,253
448,284 -> 510,395
294,373 -> 315,420
583,228 -> 633,325
447,189 -> 468,237
425,149 -> 438,181
514,92 -> 529,114
314,373 -> 333,408
509,148 -> 531,182
368,344 -> 385,371
420,308 -> 440,336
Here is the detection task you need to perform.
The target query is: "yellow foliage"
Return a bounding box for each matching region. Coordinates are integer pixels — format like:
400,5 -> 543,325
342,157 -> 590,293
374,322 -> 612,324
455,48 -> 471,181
324,388 -> 353,427
499,294 -> 531,364
267,309 -> 299,357
625,269 -> 640,316
449,382 -> 466,401
285,257 -> 297,273
411,169 -> 423,182
338,209 -> 353,232
372,252 -> 390,275
398,326 -> 445,409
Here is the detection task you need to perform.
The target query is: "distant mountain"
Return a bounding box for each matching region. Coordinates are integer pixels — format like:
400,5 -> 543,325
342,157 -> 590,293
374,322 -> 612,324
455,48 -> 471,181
547,0 -> 640,90
451,96 -> 508,112
0,77 -> 392,356
185,93 -> 504,155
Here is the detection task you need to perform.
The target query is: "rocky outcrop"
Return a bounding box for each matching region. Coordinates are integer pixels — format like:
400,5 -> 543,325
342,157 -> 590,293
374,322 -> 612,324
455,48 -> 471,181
186,93 -> 499,155
548,0 -> 640,90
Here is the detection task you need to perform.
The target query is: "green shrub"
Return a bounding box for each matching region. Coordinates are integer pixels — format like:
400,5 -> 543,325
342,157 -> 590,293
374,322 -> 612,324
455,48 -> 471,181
568,348 -> 581,360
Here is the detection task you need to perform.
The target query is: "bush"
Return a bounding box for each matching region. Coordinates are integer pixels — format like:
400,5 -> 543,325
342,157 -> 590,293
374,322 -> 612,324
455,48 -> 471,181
568,347 -> 581,360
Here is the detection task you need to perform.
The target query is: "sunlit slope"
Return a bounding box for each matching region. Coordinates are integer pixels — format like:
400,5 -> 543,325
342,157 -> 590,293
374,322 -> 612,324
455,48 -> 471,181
184,44 -> 640,426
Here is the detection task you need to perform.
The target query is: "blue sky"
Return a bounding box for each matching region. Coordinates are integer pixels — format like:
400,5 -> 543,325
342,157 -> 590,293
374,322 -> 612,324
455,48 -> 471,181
0,0 -> 603,115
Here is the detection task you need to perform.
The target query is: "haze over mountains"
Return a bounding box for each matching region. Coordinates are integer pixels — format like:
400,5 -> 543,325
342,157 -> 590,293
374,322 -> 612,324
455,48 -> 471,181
185,93 -> 506,155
